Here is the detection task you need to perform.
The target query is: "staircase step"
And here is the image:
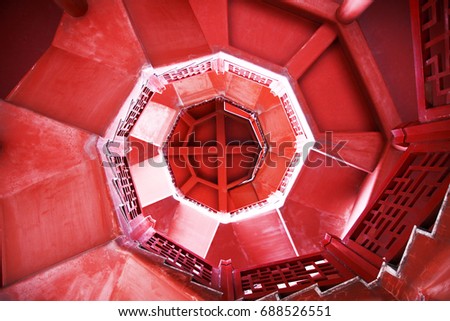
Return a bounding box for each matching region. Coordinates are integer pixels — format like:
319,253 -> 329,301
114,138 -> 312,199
256,292 -> 280,301
433,186 -> 450,243
379,188 -> 450,300
188,280 -> 223,301
283,278 -> 395,301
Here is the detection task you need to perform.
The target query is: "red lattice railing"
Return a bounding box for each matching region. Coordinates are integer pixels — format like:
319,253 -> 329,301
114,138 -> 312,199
229,199 -> 269,216
138,232 -> 358,300
106,86 -> 154,223
117,86 -> 153,137
226,61 -> 274,87
235,252 -> 354,300
280,93 -> 305,137
421,0 -> 450,108
161,57 -> 277,87
278,153 -> 302,194
347,144 -> 450,263
411,0 -> 450,121
108,155 -> 142,221
141,232 -> 216,288
162,60 -> 213,83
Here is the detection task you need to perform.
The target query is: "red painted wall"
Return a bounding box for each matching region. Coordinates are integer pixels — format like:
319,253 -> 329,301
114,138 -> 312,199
0,100 -> 117,285
0,240 -> 218,300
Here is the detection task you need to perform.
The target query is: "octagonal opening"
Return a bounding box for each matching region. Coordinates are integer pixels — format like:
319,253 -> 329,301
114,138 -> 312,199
102,52 -> 314,222
164,97 -> 266,213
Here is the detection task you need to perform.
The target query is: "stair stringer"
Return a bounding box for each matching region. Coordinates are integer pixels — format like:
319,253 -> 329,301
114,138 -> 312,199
280,275 -> 395,301
377,185 -> 450,300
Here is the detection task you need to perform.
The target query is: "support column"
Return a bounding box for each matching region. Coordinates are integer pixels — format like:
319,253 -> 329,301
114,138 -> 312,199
219,259 -> 235,301
286,24 -> 337,80
323,234 -> 382,283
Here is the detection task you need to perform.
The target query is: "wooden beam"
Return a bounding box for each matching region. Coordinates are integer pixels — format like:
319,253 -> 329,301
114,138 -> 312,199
337,23 -> 402,135
286,24 -> 337,80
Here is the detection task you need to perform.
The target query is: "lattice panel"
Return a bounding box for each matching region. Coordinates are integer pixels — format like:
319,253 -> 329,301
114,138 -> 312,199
420,0 -> 450,108
278,153 -> 302,194
162,60 -> 213,83
225,61 -> 274,87
109,155 -> 142,221
117,87 -> 153,137
143,232 -> 214,287
161,57 -> 278,87
229,199 -> 269,216
237,253 -> 353,300
351,151 -> 450,261
280,93 -> 304,137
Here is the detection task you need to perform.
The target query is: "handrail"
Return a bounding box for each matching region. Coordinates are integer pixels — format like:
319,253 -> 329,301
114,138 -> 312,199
235,251 -> 354,300
104,85 -> 154,223
107,155 -> 142,221
138,232 -> 355,300
117,86 -> 153,137
139,230 -> 218,289
345,143 -> 450,266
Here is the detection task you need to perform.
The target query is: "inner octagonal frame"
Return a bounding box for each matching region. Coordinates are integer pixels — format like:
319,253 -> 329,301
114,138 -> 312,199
155,52 -> 314,219
100,52 -> 315,225
164,96 -> 267,214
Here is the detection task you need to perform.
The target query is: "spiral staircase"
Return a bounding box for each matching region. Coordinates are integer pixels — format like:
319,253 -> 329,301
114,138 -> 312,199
0,0 -> 449,300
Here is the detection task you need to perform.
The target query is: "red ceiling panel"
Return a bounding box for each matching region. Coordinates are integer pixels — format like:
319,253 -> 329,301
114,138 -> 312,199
7,46 -> 136,136
53,0 -> 147,74
299,42 -> 378,132
228,0 -> 319,66
123,0 -> 211,67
